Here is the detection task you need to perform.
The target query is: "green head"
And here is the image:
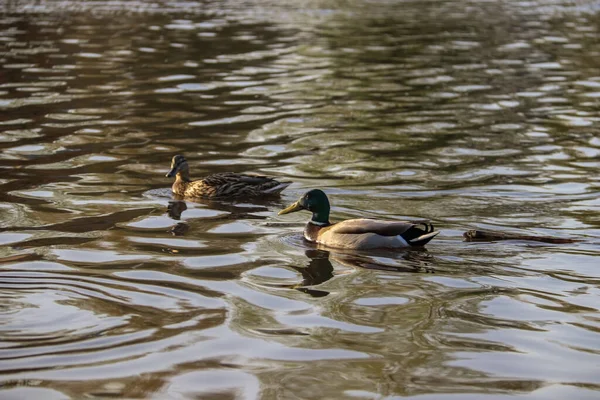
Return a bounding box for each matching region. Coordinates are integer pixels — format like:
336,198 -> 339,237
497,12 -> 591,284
278,189 -> 331,224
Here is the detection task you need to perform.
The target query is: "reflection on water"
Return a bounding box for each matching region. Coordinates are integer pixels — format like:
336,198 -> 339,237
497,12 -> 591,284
1,0 -> 600,399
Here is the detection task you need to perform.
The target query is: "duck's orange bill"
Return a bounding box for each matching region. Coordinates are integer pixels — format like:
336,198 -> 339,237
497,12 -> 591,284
166,167 -> 177,178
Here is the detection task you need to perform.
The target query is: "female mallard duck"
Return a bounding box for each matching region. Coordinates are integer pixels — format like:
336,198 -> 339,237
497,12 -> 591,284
166,155 -> 291,199
279,189 -> 439,249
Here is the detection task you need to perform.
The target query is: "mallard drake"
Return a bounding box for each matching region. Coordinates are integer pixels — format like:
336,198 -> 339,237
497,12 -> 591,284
166,155 -> 291,199
278,189 -> 439,249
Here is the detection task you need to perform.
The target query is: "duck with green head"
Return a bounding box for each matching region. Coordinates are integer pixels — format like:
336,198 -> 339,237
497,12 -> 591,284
166,154 -> 291,199
279,189 -> 439,250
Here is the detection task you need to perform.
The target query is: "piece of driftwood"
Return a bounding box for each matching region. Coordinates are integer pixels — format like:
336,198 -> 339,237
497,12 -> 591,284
463,229 -> 578,244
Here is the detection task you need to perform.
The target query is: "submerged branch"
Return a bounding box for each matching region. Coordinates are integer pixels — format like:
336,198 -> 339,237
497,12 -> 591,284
463,229 -> 579,244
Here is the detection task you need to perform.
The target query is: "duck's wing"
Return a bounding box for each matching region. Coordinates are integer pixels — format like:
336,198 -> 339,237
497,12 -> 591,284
202,172 -> 285,185
201,173 -> 291,197
332,219 -> 432,235
330,219 -> 439,246
201,172 -> 263,185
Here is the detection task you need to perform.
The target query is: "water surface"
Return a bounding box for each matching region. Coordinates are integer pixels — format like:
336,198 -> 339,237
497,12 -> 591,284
1,1 -> 600,399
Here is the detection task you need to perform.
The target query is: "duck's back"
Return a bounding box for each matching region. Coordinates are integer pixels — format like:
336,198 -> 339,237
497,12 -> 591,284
186,172 -> 290,198
315,218 -> 438,249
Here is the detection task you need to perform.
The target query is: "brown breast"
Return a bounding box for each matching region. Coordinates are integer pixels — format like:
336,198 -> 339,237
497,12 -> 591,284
304,222 -> 329,242
172,181 -> 188,196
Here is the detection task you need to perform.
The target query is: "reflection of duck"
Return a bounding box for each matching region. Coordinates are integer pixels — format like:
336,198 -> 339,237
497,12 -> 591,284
298,249 -> 434,281
293,247 -> 435,297
290,250 -> 335,298
165,197 -> 277,236
328,248 -> 435,274
279,189 -> 440,250
167,201 -> 187,220
167,201 -> 189,235
166,155 -> 291,199
166,196 -> 277,222
298,249 -> 335,285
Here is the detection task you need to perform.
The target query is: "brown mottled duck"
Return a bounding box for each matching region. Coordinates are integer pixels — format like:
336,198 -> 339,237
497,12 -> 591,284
166,155 -> 291,199
278,189 -> 439,250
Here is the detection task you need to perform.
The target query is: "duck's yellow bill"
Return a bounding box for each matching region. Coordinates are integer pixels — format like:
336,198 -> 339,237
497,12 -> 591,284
278,201 -> 302,215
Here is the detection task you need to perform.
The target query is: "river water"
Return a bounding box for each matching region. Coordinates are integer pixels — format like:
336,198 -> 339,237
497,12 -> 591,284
1,1 -> 599,399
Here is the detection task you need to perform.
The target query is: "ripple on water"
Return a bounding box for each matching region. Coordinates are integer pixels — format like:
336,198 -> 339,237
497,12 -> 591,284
1,1 -> 600,399
0,265 -> 227,379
